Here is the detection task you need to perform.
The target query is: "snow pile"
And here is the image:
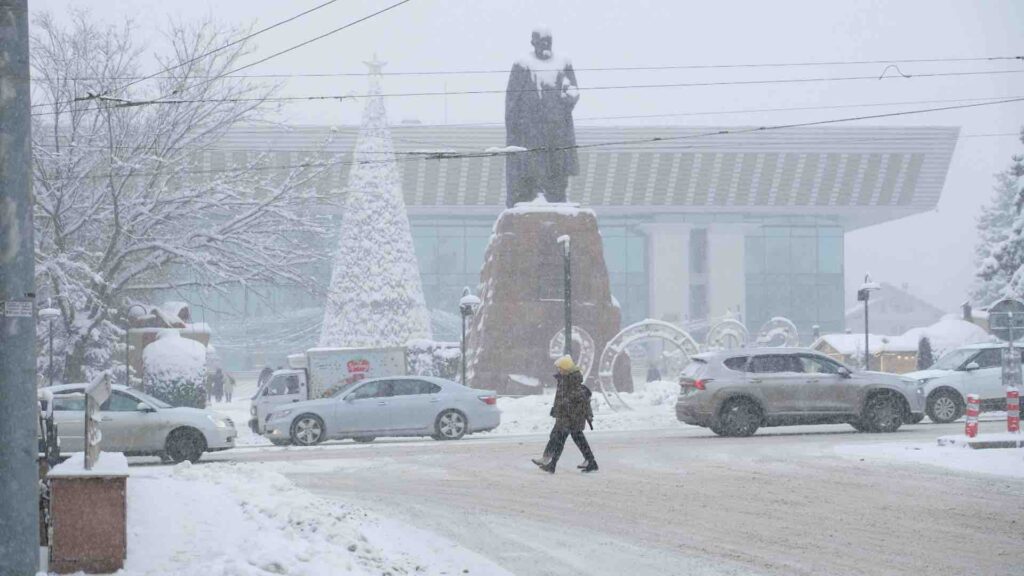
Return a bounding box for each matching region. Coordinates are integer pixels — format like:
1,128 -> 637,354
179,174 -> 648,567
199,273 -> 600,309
901,314 -> 993,356
319,63 -> 432,349
124,461 -> 511,575
487,380 -> 686,436
143,329 -> 207,407
836,441 -> 1024,478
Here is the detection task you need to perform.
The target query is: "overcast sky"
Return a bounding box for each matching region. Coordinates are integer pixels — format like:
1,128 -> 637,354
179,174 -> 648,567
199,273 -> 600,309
30,0 -> 1024,311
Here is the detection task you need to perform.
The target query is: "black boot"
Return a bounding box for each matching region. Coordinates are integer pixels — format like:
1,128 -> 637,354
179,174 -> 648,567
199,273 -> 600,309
577,462 -> 588,469
531,457 -> 550,467
539,462 -> 556,474
580,460 -> 598,473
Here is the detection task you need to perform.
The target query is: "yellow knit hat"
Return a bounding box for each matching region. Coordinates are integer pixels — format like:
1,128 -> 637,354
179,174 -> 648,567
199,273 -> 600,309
554,355 -> 577,372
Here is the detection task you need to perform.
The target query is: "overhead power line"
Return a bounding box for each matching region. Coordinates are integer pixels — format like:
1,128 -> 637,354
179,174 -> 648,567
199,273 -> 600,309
31,68 -> 1024,116
75,0 -> 344,102
30,94 -> 1024,152
35,96 -> 1024,181
45,55 -> 1024,80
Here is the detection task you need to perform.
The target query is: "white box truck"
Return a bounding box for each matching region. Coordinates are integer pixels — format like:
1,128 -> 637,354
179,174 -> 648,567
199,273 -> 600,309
249,346 -> 406,434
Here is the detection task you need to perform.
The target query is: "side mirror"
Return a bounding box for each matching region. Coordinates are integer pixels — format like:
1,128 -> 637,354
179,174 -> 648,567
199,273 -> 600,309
964,362 -> 980,371
837,367 -> 851,378
342,395 -> 354,403
136,402 -> 155,413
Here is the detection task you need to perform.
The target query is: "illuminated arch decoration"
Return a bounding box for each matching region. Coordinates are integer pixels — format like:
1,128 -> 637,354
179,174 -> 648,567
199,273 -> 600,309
597,320 -> 700,412
756,317 -> 800,347
705,319 -> 750,351
548,326 -> 597,382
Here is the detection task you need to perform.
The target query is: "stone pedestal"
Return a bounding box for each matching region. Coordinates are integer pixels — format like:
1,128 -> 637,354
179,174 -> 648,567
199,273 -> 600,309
48,453 -> 129,574
466,203 -> 621,395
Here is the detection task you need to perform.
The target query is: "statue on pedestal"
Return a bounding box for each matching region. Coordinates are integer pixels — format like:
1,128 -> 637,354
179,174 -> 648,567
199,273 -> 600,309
504,27 -> 580,208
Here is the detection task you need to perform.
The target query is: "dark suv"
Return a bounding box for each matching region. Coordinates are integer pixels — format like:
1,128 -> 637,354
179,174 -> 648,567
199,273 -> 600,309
675,348 -> 925,436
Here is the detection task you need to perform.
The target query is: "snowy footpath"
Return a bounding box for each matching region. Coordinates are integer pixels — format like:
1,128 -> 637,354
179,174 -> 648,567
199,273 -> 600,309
117,461 -> 511,576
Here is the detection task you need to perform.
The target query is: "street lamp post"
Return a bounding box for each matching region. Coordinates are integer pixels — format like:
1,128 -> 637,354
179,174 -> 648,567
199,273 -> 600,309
126,304 -> 148,388
857,274 -> 880,370
38,305 -> 61,387
459,287 -> 481,386
557,235 -> 572,356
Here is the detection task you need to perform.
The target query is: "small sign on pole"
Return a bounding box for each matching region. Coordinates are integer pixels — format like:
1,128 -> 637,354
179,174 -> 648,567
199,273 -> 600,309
2,300 -> 34,318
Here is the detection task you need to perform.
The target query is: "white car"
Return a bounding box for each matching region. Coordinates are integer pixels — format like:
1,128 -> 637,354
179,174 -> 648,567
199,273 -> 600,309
264,376 -> 500,446
43,383 -> 236,463
904,342 -> 1020,423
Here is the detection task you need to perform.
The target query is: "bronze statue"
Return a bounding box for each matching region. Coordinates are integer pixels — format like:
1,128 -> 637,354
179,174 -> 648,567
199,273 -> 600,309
504,27 -> 579,207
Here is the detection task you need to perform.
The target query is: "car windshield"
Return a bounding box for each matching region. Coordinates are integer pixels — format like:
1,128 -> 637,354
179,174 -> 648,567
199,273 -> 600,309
129,390 -> 172,409
930,348 -> 979,371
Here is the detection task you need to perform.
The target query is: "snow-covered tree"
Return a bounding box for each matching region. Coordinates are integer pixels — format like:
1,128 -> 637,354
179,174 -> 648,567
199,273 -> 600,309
916,336 -> 934,370
31,13 -> 332,382
319,58 -> 432,348
973,128 -> 1024,304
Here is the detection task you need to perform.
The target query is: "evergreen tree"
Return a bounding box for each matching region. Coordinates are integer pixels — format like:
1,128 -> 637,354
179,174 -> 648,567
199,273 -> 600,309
973,128 -> 1024,304
917,336 -> 934,370
319,58 -> 432,347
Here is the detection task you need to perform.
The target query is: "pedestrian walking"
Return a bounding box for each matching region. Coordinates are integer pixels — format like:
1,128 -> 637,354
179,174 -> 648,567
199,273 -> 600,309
224,372 -> 235,403
258,365 -> 273,389
212,368 -> 225,403
531,355 -> 598,473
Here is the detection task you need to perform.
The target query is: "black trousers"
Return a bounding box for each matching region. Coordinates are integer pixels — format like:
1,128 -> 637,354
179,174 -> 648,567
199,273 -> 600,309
543,426 -> 595,468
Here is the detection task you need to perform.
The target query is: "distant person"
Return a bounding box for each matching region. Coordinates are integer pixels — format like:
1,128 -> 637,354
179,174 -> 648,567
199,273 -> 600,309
258,366 -> 273,389
646,364 -> 662,383
212,368 -> 225,403
532,355 -> 598,473
223,372 -> 235,402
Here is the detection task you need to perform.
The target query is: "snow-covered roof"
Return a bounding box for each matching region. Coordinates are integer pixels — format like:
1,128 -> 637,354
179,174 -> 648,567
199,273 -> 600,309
901,314 -> 993,354
813,333 -> 917,355
212,125 -> 959,229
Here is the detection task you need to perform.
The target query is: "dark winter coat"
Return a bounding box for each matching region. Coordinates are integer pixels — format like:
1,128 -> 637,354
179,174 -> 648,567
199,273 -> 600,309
212,370 -> 224,397
550,369 -> 593,432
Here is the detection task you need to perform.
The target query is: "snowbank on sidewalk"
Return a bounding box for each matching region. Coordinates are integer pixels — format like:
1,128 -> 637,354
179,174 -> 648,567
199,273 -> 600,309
125,461 -> 511,575
835,441 -> 1024,478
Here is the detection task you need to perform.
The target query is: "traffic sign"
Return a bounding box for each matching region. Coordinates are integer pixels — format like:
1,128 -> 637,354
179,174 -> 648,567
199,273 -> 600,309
988,298 -> 1024,342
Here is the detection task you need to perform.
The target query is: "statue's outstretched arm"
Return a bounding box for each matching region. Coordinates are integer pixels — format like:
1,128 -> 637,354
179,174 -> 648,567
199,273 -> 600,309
563,62 -> 580,109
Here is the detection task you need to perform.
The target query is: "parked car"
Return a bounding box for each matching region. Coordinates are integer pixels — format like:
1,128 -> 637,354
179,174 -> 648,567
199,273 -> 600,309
904,342 -> 1021,423
675,348 -> 925,437
43,383 -> 236,463
263,376 -> 500,446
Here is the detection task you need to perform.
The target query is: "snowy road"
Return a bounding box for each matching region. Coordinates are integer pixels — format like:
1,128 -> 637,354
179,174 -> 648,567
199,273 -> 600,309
207,424 -> 1024,576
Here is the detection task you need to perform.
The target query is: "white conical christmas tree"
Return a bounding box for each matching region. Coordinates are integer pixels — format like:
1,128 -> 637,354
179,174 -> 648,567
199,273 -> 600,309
319,56 -> 432,347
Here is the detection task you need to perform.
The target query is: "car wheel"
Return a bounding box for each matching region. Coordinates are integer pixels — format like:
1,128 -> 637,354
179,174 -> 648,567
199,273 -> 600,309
434,410 -> 467,441
926,390 -> 964,424
352,436 -> 375,443
165,428 -> 206,463
270,438 -> 291,447
903,413 -> 926,425
716,398 -> 761,437
862,393 -> 903,433
290,414 -> 325,446
849,419 -> 870,432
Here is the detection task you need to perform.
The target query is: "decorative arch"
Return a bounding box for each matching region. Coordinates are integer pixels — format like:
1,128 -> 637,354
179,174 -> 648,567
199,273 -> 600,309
597,320 -> 700,412
756,317 -> 800,347
548,326 -> 597,382
705,319 -> 750,350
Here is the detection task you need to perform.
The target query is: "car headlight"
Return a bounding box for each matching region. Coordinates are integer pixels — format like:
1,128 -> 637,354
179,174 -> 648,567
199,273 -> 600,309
268,409 -> 292,421
206,415 -> 231,429
250,406 -> 256,416
917,377 -> 935,385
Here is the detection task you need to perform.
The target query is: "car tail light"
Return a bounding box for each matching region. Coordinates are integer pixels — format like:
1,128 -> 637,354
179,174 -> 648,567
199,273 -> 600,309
478,395 -> 497,405
680,378 -> 712,391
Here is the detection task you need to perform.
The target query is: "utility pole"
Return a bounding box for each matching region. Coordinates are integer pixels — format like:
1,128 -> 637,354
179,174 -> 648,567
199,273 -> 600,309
0,1 -> 42,573
558,235 -> 572,355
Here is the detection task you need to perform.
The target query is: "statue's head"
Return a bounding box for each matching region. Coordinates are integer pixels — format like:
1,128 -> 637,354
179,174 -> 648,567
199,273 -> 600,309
531,26 -> 553,60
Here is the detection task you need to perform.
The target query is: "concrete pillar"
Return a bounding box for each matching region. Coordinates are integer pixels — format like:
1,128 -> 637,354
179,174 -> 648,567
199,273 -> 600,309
642,223 -> 691,323
708,225 -> 747,321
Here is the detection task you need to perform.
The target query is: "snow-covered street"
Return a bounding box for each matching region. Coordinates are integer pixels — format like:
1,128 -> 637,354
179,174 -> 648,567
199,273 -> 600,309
191,417 -> 1022,576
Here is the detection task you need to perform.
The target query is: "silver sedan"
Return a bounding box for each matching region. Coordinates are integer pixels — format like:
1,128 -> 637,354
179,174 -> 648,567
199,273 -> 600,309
264,376 -> 501,445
